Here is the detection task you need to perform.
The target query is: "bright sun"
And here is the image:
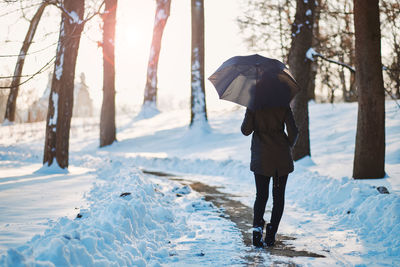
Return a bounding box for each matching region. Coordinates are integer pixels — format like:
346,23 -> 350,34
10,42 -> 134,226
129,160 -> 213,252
120,27 -> 139,46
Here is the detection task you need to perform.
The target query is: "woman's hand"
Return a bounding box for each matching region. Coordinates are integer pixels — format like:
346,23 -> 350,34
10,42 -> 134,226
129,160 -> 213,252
241,108 -> 255,136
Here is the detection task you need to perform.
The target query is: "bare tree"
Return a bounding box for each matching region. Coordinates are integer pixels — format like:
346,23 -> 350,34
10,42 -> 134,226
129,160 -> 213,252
190,0 -> 207,127
380,0 -> 400,99
237,0 -> 359,103
237,0 -> 295,61
288,0 -> 316,160
317,0 -> 356,102
142,0 -> 171,109
4,1 -> 50,123
0,79 -> 11,123
352,0 -> 385,179
43,0 -> 85,168
100,0 -> 117,147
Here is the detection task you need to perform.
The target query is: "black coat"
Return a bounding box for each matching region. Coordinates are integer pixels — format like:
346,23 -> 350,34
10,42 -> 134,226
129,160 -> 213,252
241,107 -> 298,177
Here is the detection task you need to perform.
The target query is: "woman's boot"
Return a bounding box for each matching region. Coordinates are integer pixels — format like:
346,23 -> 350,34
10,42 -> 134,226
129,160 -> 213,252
252,219 -> 265,247
264,223 -> 276,246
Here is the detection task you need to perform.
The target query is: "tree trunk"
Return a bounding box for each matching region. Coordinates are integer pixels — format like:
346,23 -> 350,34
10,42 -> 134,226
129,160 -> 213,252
353,0 -> 385,179
307,0 -> 321,101
287,0 -> 316,161
392,43 -> 400,99
308,60 -> 317,101
100,0 -> 117,147
4,2 -> 48,123
343,4 -> 357,102
43,0 -> 84,168
190,0 -> 207,126
349,71 -> 357,101
143,0 -> 171,107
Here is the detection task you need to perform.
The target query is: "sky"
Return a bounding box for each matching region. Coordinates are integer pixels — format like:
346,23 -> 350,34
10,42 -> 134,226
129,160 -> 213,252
0,0 -> 253,112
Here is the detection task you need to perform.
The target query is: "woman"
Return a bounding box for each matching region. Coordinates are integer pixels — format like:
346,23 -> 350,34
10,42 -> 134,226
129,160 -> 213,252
241,106 -> 298,247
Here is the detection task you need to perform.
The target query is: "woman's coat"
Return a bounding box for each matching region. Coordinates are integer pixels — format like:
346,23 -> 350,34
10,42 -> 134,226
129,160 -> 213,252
241,107 -> 299,177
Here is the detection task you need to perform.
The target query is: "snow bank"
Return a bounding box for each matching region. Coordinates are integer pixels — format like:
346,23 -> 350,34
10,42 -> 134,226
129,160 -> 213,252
0,159 -> 244,266
289,158 -> 400,258
125,141 -> 400,264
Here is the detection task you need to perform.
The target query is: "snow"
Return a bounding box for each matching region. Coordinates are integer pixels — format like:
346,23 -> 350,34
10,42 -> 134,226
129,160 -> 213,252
0,163 -> 93,251
292,23 -> 304,37
1,119 -> 12,126
17,51 -> 26,61
156,9 -> 168,21
195,1 -> 202,8
0,101 -> 399,266
68,11 -> 82,25
136,101 -> 160,120
36,161 -> 69,174
191,47 -> 207,124
296,24 -> 303,34
48,92 -> 58,127
306,48 -> 356,72
306,47 -> 320,61
55,21 -> 65,81
55,51 -> 64,80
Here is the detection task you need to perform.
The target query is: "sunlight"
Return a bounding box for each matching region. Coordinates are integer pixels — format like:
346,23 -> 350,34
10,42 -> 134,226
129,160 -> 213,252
118,25 -> 142,48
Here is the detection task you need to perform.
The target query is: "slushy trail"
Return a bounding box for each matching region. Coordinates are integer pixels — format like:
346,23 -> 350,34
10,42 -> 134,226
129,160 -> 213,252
142,169 -> 324,266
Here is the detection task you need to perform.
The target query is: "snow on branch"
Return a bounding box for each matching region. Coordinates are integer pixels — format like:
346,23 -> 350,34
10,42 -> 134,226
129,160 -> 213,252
306,47 -> 355,73
49,0 -> 105,26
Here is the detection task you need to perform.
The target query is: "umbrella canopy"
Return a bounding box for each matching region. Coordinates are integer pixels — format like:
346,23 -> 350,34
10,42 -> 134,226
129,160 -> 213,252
208,54 -> 300,110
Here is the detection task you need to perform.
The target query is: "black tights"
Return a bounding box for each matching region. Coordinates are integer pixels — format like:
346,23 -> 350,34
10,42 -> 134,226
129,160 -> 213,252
253,173 -> 288,232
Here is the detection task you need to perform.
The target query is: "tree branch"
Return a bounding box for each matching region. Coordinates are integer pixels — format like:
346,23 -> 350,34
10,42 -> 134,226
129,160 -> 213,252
315,54 -> 356,73
0,41 -> 58,58
308,48 -> 400,107
83,1 -> 105,24
48,0 -> 105,26
0,56 -> 56,89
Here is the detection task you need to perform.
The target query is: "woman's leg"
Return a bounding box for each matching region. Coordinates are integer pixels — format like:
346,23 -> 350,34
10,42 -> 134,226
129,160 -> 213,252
253,173 -> 271,247
264,175 -> 288,246
253,173 -> 271,227
270,175 -> 288,232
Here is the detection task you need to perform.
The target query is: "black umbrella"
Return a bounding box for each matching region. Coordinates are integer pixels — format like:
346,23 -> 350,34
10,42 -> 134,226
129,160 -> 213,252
208,54 -> 300,110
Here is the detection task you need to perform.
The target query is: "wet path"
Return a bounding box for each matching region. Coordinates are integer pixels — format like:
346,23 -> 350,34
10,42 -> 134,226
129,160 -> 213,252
142,169 -> 324,266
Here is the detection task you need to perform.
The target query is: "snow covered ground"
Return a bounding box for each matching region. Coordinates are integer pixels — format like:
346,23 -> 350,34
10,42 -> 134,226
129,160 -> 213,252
0,101 -> 399,266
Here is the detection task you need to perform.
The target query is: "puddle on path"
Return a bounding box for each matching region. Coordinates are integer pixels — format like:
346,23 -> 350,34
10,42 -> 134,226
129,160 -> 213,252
142,169 -> 324,265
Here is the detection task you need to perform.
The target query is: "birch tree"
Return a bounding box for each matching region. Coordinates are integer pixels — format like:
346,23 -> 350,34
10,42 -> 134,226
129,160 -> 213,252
4,1 -> 50,123
142,0 -> 171,110
190,0 -> 207,127
287,0 -> 316,161
43,0 -> 84,168
100,0 -> 117,147
352,0 -> 385,179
